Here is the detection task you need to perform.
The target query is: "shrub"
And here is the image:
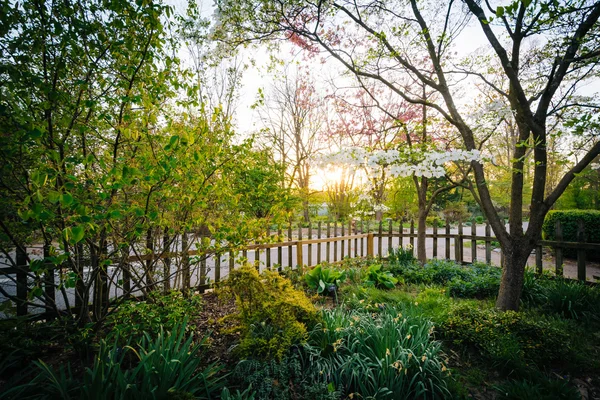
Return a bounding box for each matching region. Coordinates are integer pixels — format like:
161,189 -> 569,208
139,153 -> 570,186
542,209 -> 600,260
388,259 -> 502,299
219,265 -> 318,360
3,322 -> 225,400
363,263 -> 399,289
304,264 -> 347,295
440,304 -> 576,373
304,307 -> 450,399
105,290 -> 203,344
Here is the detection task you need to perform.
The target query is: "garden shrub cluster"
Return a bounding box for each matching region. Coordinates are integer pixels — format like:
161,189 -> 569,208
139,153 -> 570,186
542,209 -> 600,260
440,303 -> 576,373
105,290 -> 203,344
387,258 -> 501,299
218,264 -> 318,360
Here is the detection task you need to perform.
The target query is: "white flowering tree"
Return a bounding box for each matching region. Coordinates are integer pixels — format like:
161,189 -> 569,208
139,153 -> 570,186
320,146 -> 482,261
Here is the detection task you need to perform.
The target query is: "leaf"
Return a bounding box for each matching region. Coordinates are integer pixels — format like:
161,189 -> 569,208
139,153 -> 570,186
60,192 -> 74,206
71,226 -> 85,244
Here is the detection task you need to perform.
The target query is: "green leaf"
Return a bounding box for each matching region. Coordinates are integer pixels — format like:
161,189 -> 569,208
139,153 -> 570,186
60,192 -> 74,206
71,226 -> 85,244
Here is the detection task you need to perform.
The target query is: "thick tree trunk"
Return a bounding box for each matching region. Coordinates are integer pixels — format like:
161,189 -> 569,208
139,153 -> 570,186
495,238 -> 533,311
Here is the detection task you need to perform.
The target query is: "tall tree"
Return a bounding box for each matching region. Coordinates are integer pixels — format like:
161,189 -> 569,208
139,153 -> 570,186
258,66 -> 326,222
216,0 -> 600,310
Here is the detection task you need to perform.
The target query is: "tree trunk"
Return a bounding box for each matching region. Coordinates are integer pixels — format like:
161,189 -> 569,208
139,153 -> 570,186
302,198 -> 310,223
495,238 -> 533,311
416,207 -> 427,263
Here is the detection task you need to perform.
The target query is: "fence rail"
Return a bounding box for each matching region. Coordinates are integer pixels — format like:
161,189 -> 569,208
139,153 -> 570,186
2,219 -> 598,317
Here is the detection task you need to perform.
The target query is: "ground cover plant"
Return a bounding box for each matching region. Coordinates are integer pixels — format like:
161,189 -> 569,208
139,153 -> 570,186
3,255 -> 600,399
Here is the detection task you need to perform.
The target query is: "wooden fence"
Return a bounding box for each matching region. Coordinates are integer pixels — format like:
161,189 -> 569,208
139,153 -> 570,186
3,219 -> 599,317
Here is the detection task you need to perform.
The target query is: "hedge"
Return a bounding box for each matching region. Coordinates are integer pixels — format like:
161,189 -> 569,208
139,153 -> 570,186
542,210 -> 600,261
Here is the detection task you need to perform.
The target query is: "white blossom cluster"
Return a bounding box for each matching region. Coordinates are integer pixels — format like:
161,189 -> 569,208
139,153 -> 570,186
318,147 -> 482,179
591,162 -> 600,170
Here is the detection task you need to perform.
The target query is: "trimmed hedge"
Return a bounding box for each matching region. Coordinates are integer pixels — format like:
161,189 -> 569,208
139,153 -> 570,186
542,210 -> 600,261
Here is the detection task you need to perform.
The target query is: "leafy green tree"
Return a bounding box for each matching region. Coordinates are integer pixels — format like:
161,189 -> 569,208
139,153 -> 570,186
0,0 -> 286,324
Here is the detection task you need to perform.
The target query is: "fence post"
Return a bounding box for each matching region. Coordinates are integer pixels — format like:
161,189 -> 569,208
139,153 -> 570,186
485,222 -> 492,265
308,223 -> 313,267
287,224 -> 293,268
215,253 -> 221,284
378,220 -> 383,257
388,219 -> 393,256
16,246 -> 28,316
445,219 -> 450,260
471,222 -> 477,263
277,224 -> 283,271
577,220 -> 586,281
455,221 -> 463,263
535,243 -> 543,274
333,221 -> 338,262
296,240 -> 303,271
367,233 -> 374,257
317,222 -> 322,264
555,221 -> 563,277
341,221 -> 345,259
432,222 -> 438,259
326,221 -> 331,262
409,220 -> 415,250
266,225 -> 271,270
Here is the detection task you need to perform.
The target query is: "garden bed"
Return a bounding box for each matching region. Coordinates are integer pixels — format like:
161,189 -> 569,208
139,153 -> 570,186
1,252 -> 600,399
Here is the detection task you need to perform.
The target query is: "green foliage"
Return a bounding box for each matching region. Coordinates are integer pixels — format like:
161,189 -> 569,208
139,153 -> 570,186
387,245 -> 417,267
304,264 -> 347,295
363,263 -> 399,289
441,304 -> 577,373
523,276 -> 600,320
105,291 -> 203,344
230,354 -> 339,400
542,210 -> 600,260
3,323 -> 225,400
219,265 -> 318,360
304,307 -> 450,399
426,216 -> 444,227
495,378 -> 581,400
389,259 -> 502,299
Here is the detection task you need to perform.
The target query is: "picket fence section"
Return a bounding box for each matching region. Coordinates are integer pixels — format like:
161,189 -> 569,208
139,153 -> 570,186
3,219 -> 599,317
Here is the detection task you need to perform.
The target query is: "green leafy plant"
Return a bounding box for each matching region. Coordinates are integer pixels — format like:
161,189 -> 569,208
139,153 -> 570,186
2,322 -> 225,400
105,291 -> 203,344
440,304 -> 577,373
219,264 -> 318,360
304,307 -> 450,399
388,245 -> 416,267
230,353 -> 339,400
304,264 -> 347,295
363,263 -> 399,289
